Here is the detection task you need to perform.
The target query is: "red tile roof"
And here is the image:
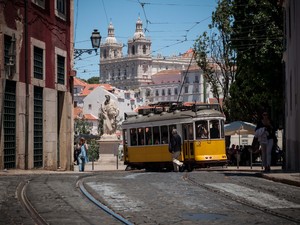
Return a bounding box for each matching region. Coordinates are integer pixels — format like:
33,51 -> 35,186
81,84 -> 101,96
73,77 -> 114,96
152,69 -> 181,84
99,84 -> 114,91
73,107 -> 83,119
181,49 -> 194,58
83,114 -> 98,120
74,77 -> 87,86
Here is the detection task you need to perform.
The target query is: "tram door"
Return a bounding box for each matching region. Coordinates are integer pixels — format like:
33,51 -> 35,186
182,123 -> 194,160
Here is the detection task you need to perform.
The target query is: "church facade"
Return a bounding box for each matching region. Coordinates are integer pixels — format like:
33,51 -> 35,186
99,18 -> 195,90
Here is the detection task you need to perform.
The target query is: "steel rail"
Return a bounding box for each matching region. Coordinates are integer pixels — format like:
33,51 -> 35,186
77,179 -> 134,225
16,180 -> 49,225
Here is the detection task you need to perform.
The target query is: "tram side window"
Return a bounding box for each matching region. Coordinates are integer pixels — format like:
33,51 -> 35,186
123,129 -> 128,144
130,128 -> 137,146
145,127 -> 152,145
137,128 -> 145,145
209,120 -> 220,139
153,126 -> 160,144
161,126 -> 168,144
196,121 -> 208,139
168,124 -> 177,141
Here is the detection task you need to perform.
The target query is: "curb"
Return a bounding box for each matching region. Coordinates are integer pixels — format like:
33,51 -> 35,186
260,173 -> 300,187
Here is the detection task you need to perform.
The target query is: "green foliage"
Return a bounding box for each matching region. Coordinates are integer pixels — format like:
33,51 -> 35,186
194,0 -> 236,118
97,112 -> 104,136
74,117 -> 93,135
229,0 -> 284,126
87,76 -> 100,84
194,0 -> 284,127
88,139 -> 100,161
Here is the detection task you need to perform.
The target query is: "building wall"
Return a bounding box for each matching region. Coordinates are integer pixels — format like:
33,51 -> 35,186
283,0 -> 300,171
0,0 -> 74,171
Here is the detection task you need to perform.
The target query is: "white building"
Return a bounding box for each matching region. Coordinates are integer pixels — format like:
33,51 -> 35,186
139,65 -> 216,104
73,77 -> 144,135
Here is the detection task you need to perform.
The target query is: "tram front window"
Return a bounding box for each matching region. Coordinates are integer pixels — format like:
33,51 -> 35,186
209,120 -> 220,139
196,121 -> 208,139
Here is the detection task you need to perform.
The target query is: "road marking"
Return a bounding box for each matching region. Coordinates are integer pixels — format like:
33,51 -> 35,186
207,183 -> 300,209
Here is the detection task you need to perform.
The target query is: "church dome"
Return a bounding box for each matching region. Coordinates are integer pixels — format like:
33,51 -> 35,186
133,17 -> 145,40
105,22 -> 117,44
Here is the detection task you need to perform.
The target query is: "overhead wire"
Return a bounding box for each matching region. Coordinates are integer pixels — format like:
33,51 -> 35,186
101,0 -> 109,25
75,0 -> 282,80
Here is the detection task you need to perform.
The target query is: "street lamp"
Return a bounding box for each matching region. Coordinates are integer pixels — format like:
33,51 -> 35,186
74,29 -> 101,59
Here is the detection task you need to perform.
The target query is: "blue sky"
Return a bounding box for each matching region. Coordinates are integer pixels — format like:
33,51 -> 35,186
74,0 -> 218,80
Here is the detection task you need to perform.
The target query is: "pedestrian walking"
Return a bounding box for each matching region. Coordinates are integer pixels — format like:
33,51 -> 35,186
255,111 -> 275,172
169,129 -> 184,172
78,137 -> 88,172
74,141 -> 81,165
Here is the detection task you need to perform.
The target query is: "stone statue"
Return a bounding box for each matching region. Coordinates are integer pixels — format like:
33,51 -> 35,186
100,95 -> 119,135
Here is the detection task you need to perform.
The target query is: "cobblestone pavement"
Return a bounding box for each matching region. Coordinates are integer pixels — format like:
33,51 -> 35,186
0,163 -> 300,225
82,171 -> 300,225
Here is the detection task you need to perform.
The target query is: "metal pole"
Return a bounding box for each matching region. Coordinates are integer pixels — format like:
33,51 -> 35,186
237,129 -> 240,169
116,145 -> 119,170
116,154 -> 119,169
250,149 -> 253,169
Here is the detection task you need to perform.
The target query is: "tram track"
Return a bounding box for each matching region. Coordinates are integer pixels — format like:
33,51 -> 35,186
15,175 -> 134,225
183,173 -> 300,224
77,178 -> 133,225
16,180 -> 49,225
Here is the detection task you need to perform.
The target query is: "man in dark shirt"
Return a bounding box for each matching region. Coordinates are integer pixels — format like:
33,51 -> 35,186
169,129 -> 184,172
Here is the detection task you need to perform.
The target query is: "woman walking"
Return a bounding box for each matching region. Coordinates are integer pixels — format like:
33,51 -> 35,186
78,137 -> 88,172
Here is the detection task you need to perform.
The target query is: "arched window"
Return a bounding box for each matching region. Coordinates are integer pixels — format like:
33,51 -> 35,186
143,45 -> 147,54
103,49 -> 107,59
132,45 -> 135,55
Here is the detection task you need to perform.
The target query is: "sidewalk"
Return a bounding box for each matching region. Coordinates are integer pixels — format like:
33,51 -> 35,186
222,166 -> 300,187
74,154 -> 127,172
0,160 -> 299,188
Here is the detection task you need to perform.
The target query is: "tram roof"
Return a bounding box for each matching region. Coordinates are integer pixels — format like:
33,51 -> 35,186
122,108 -> 224,127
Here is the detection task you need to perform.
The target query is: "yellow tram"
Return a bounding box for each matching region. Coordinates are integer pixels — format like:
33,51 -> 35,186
122,104 -> 227,171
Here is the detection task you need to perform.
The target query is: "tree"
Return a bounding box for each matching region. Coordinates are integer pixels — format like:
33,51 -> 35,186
87,76 -> 100,84
74,117 -> 93,135
194,0 -> 284,126
194,0 -> 236,118
228,0 -> 284,126
88,139 -> 100,161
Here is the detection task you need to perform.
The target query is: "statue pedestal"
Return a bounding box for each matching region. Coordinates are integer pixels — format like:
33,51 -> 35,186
98,134 -> 121,169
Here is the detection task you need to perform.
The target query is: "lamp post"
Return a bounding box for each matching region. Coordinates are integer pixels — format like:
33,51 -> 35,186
74,29 -> 101,59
